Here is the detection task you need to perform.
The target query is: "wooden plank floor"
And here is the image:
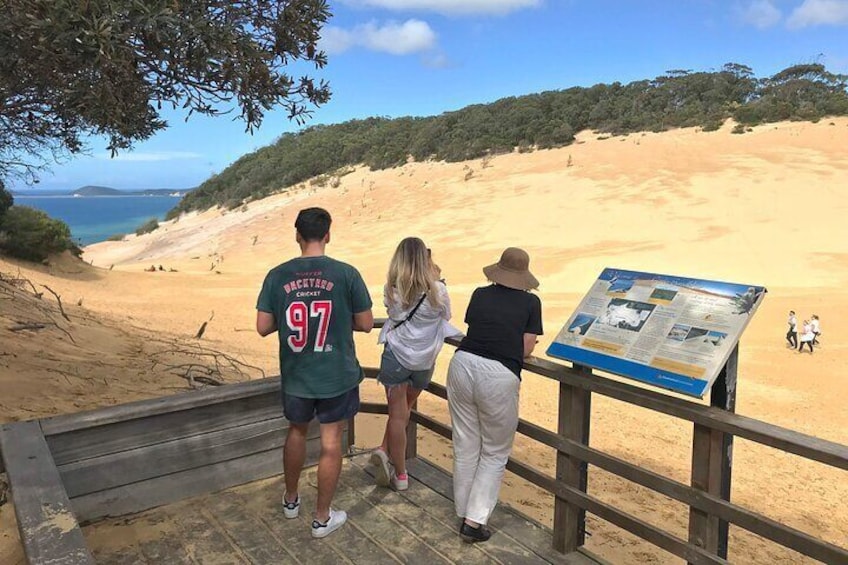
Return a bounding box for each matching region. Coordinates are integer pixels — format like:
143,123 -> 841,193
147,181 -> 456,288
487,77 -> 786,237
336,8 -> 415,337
84,455 -> 603,565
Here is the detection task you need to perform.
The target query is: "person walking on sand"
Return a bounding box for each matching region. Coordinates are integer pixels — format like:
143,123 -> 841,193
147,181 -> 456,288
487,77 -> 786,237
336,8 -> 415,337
446,247 -> 543,543
798,319 -> 814,354
371,238 -> 457,491
786,310 -> 798,348
810,314 -> 821,346
256,207 -> 373,539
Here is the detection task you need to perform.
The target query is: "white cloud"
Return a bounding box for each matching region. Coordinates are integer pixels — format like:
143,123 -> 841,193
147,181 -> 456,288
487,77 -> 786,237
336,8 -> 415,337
343,0 -> 540,16
788,0 -> 848,27
738,0 -> 782,28
97,151 -> 203,162
321,19 -> 437,55
320,26 -> 357,54
422,51 -> 453,69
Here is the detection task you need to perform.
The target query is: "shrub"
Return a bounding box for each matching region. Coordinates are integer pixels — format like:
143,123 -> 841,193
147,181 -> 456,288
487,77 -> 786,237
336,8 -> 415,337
135,218 -> 159,235
731,124 -> 746,134
310,174 -> 329,187
222,198 -> 242,210
0,206 -> 78,261
106,233 -> 126,242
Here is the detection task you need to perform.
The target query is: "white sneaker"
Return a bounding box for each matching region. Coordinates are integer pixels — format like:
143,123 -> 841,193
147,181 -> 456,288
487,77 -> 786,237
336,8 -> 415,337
282,494 -> 300,519
312,509 -> 347,538
391,470 -> 409,492
370,449 -> 391,488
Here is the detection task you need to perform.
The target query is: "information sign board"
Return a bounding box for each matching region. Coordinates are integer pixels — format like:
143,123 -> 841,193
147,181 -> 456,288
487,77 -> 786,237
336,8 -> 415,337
547,268 -> 766,398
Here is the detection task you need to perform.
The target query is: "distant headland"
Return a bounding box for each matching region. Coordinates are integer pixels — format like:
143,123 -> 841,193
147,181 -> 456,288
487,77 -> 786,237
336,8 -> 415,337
13,185 -> 194,197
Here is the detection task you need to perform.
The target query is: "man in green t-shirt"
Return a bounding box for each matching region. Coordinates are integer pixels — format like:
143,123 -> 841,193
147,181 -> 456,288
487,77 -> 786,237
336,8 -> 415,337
256,207 -> 373,538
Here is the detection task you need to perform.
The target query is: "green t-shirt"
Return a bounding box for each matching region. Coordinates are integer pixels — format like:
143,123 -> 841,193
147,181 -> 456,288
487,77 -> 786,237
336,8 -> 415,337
256,256 -> 372,398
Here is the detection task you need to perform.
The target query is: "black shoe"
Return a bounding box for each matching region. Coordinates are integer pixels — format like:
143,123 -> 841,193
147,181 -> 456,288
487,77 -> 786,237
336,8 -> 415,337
460,522 -> 491,543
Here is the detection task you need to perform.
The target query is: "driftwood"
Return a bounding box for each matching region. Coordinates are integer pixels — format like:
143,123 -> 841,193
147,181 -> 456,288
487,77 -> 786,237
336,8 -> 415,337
195,311 -> 215,339
9,323 -> 47,332
42,285 -> 71,322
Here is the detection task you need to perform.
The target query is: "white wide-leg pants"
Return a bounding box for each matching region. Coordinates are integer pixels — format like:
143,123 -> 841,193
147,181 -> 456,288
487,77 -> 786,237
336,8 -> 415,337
446,350 -> 520,525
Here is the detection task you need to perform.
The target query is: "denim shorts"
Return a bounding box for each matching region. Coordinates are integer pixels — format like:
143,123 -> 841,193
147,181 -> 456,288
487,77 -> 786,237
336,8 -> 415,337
283,386 -> 360,425
378,345 -> 434,390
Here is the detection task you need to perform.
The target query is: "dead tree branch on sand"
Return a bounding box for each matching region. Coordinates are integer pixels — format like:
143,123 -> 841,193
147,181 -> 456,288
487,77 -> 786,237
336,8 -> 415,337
195,310 -> 215,339
156,363 -> 225,388
0,270 -> 43,298
9,322 -> 47,332
21,274 -> 42,299
149,338 -> 265,389
42,285 -> 70,322
0,272 -> 77,345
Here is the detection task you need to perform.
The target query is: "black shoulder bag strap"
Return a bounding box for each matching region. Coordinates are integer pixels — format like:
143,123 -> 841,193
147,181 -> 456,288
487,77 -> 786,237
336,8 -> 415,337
390,293 -> 428,331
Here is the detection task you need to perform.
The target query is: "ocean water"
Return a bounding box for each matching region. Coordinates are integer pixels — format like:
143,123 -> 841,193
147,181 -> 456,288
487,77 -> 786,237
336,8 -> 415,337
12,195 -> 181,246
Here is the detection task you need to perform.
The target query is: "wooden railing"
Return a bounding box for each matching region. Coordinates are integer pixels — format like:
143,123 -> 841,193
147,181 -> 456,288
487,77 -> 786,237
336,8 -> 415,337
358,320 -> 848,565
0,377 -> 332,564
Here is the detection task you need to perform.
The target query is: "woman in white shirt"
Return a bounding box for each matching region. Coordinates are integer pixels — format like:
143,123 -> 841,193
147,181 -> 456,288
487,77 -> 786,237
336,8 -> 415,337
810,315 -> 820,346
798,320 -> 815,353
371,238 -> 455,490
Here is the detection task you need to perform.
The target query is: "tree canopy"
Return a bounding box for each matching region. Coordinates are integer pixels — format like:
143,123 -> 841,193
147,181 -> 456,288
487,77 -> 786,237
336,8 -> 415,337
0,180 -> 12,221
171,63 -> 848,217
0,0 -> 331,182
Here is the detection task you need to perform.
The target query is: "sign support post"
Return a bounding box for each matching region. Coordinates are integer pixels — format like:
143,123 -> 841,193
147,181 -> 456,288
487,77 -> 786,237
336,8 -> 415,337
687,344 -> 737,562
553,364 -> 592,552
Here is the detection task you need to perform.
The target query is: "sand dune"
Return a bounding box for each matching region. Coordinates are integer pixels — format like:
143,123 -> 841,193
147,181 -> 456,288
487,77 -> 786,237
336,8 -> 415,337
2,119 -> 847,563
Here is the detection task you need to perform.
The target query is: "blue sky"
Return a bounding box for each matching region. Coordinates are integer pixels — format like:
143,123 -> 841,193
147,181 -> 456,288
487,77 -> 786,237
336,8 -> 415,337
16,0 -> 848,192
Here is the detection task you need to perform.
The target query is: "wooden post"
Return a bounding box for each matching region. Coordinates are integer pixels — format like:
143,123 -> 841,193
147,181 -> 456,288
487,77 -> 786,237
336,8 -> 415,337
553,364 -> 592,553
688,345 -> 737,562
0,422 -> 95,564
347,416 -> 356,455
406,398 -> 418,459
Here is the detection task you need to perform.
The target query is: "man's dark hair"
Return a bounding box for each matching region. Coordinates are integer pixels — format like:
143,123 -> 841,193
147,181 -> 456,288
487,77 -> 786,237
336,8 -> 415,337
295,207 -> 332,242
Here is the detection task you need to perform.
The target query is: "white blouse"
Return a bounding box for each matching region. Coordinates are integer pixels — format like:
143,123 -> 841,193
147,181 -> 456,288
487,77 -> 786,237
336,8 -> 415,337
799,323 -> 814,342
377,281 -> 461,371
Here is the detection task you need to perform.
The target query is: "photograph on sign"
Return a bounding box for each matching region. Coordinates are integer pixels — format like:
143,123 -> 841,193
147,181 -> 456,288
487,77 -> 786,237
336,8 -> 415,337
547,268 -> 766,397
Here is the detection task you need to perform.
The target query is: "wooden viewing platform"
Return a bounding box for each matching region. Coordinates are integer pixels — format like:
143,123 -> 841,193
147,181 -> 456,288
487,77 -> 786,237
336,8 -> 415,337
1,319 -> 847,564
87,455 -> 602,565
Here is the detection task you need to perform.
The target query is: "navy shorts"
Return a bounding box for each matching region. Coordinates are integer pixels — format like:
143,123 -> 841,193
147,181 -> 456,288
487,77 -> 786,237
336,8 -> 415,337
283,386 -> 360,425
378,345 -> 434,390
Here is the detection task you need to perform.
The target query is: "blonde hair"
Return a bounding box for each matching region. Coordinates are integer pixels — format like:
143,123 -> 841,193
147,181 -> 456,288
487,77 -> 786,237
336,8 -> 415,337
386,237 -> 441,309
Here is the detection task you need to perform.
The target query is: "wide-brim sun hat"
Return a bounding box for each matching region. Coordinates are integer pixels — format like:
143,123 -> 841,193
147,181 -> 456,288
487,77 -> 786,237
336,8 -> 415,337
483,247 -> 539,290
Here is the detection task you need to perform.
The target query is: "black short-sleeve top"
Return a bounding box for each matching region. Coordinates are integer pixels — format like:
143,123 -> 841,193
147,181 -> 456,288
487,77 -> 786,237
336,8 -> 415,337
457,284 -> 543,378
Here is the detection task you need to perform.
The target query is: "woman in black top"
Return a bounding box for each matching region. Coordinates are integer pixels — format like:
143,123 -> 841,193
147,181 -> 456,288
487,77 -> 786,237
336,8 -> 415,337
446,247 -> 543,543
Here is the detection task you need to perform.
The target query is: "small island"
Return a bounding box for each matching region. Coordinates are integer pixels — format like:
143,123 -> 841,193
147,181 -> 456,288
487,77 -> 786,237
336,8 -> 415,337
72,185 -> 191,197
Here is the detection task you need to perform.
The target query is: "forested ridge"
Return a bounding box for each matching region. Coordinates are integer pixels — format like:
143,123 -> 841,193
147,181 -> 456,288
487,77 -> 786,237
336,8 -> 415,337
170,63 -> 848,217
